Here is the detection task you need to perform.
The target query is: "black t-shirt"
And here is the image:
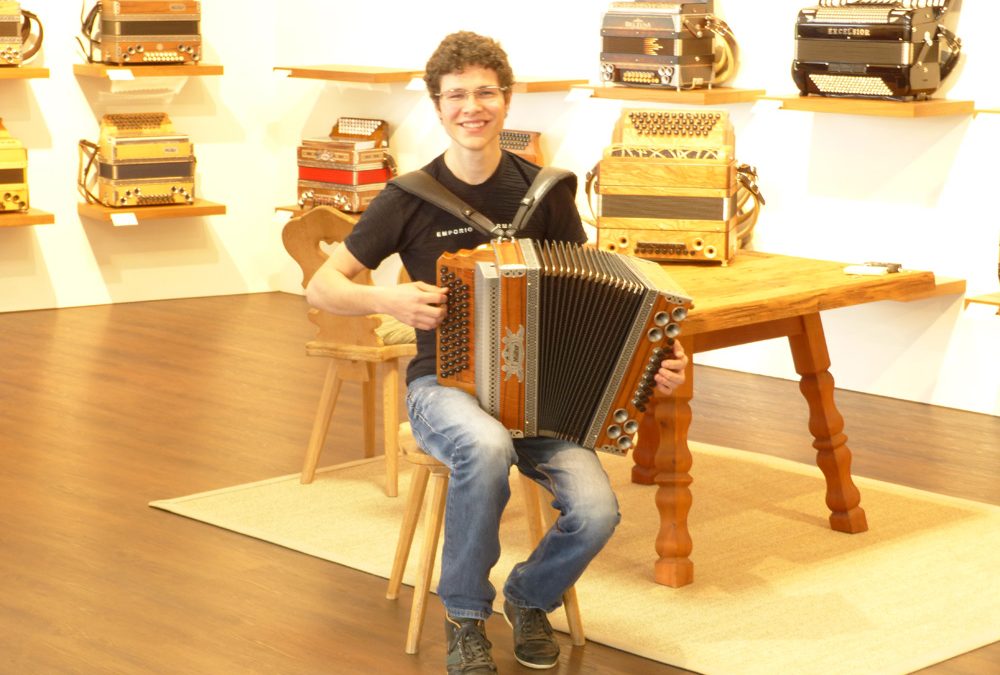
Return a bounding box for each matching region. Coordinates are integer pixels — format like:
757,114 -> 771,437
345,150 -> 587,384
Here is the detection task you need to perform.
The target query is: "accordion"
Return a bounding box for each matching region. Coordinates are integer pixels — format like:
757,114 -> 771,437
0,1 -> 41,66
80,0 -> 202,66
592,109 -> 763,265
500,129 -> 544,166
599,0 -> 739,90
436,238 -> 692,454
78,113 -> 196,208
297,118 -> 396,213
792,0 -> 963,101
0,118 -> 28,212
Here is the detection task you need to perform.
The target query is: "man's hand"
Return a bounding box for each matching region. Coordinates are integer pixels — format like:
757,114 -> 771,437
381,281 -> 449,330
653,340 -> 689,397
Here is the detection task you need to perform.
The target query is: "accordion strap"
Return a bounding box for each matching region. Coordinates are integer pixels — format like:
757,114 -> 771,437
19,9 -> 43,63
705,16 -> 739,85
391,166 -> 575,239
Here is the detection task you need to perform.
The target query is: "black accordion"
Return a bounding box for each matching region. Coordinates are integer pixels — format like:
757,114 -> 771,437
436,238 -> 692,454
792,0 -> 963,101
599,0 -> 739,90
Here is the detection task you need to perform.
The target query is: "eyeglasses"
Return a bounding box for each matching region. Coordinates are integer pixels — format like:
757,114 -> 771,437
434,85 -> 508,105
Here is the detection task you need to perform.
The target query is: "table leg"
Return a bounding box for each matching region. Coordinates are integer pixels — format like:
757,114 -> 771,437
789,313 -> 868,534
632,338 -> 695,587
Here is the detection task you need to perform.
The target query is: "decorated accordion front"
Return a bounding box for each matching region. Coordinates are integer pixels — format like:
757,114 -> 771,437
599,0 -> 739,90
0,1 -> 42,66
0,118 -> 28,212
499,129 -> 544,165
593,109 -> 763,265
792,0 -> 963,101
297,118 -> 396,213
79,0 -> 202,65
436,238 -> 692,454
78,113 -> 196,208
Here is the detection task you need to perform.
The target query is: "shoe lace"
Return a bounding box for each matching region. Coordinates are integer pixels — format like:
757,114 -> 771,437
517,608 -> 554,642
452,621 -> 494,668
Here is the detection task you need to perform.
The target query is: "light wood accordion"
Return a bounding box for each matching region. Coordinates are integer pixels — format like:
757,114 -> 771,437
436,238 -> 692,454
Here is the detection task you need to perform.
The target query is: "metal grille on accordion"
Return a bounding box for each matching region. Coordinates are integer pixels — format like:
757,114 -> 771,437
436,238 -> 692,455
792,0 -> 963,101
297,118 -> 397,213
599,0 -> 739,90
593,109 -> 764,266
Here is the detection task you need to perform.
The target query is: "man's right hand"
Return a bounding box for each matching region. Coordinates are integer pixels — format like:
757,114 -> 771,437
381,281 -> 448,330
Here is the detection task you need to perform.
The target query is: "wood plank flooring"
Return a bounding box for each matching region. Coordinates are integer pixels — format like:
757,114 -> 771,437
0,292 -> 996,674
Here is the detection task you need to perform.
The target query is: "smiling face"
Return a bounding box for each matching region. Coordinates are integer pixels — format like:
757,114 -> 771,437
436,66 -> 509,155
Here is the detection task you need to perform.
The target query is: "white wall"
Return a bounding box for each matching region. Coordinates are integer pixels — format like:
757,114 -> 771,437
1,1 -> 996,415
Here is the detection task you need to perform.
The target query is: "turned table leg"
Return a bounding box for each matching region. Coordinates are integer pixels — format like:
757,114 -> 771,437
788,313 -> 868,534
632,337 -> 696,587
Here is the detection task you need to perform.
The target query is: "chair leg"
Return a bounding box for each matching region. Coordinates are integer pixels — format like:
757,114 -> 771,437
517,473 -> 586,646
361,362 -> 377,459
387,464 -> 431,600
406,469 -> 449,655
301,361 -> 342,484
382,360 -> 400,497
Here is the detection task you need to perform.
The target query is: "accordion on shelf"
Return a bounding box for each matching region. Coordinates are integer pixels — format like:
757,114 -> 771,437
79,0 -> 202,66
0,118 -> 29,212
500,129 -> 544,165
297,118 -> 396,213
792,0 -> 963,101
599,0 -> 739,90
77,113 -> 196,208
0,1 -> 42,66
437,238 -> 692,453
591,109 -> 763,265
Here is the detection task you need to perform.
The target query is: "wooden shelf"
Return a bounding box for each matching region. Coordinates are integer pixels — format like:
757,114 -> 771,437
0,208 -> 54,227
770,95 -> 975,118
0,66 -> 49,79
274,64 -> 421,83
275,205 -> 359,224
974,108 -> 1000,116
964,292 -> 1000,312
512,77 -> 589,93
585,85 -> 766,105
77,199 -> 226,223
895,276 -> 966,302
73,63 -> 224,78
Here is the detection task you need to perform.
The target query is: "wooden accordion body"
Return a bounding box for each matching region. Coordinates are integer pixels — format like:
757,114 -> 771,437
596,108 -> 740,264
436,238 -> 692,454
98,0 -> 202,65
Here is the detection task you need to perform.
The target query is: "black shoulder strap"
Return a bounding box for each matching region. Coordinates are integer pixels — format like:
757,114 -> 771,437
390,166 -> 576,239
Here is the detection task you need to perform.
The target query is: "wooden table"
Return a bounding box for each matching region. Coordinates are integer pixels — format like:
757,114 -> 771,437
634,251 -> 939,587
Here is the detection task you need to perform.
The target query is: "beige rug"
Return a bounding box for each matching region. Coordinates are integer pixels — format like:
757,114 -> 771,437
150,443 -> 1000,675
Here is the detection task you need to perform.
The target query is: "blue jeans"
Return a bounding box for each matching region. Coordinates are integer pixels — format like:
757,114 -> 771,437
406,375 -> 621,620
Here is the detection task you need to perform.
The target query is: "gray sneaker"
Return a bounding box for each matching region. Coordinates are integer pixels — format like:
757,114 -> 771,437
502,600 -> 560,670
445,616 -> 497,674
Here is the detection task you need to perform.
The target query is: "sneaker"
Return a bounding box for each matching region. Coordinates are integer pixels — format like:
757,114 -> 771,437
503,600 -> 560,670
445,616 -> 497,674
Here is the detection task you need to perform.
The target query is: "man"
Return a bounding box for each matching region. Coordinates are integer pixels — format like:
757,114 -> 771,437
306,31 -> 689,674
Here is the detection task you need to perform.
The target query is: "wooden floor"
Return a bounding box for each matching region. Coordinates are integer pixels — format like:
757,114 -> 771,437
0,292 -> 996,674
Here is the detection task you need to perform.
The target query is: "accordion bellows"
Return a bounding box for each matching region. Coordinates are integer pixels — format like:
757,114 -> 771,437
437,238 -> 692,454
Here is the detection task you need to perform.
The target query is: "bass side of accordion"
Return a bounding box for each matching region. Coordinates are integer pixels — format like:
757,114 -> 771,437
437,238 -> 692,454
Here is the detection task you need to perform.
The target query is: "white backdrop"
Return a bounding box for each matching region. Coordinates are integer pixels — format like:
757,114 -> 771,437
0,1 -> 997,415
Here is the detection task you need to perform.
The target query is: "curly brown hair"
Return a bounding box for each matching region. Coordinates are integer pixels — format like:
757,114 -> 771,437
423,31 -> 514,106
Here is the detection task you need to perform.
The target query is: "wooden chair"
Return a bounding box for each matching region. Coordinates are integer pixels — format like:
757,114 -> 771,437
282,206 -> 417,497
387,422 -> 586,654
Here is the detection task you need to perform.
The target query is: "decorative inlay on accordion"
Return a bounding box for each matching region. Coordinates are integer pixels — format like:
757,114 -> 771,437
80,0 -> 202,65
436,238 -> 692,454
594,109 -> 764,265
792,0 -> 963,101
297,118 -> 396,213
599,0 -> 739,90
0,1 -> 42,66
0,117 -> 28,212
78,113 -> 196,208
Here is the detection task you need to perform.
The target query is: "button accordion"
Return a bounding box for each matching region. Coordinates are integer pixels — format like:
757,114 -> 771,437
79,0 -> 202,66
0,117 -> 29,212
436,238 -> 692,454
0,1 -> 42,66
792,0 -> 963,101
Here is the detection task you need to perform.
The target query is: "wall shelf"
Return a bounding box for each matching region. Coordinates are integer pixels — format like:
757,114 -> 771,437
275,205 -> 359,223
584,85 -> 766,105
73,63 -> 224,79
0,208 -> 54,227
964,292 -> 1000,313
512,77 -> 589,93
0,67 -> 49,79
78,199 -> 226,223
274,64 -> 421,83
770,95 -> 975,118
